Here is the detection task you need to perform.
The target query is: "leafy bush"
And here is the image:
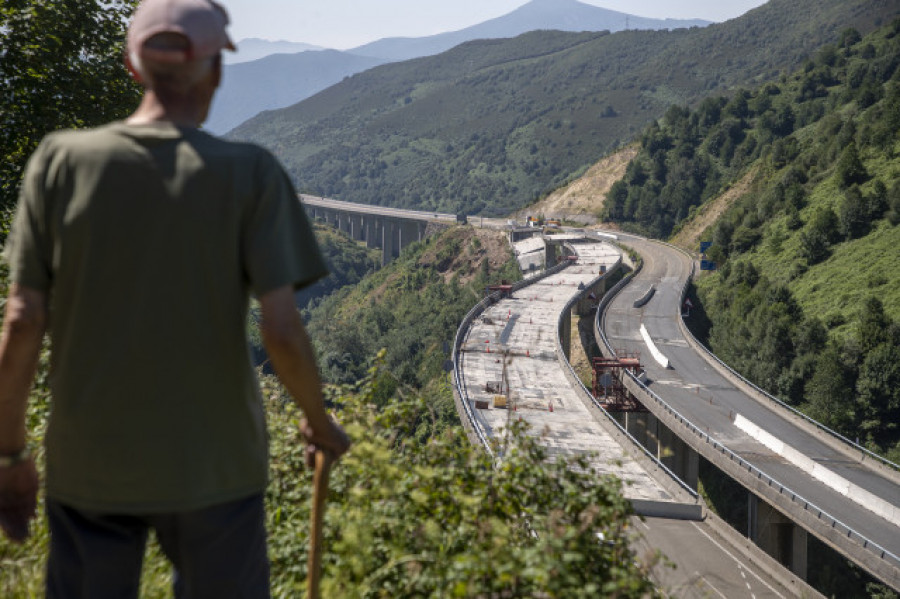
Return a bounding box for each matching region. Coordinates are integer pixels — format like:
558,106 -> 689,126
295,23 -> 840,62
1,361 -> 658,598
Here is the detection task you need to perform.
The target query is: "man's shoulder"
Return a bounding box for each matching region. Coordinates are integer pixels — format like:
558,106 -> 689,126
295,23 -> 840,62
189,130 -> 284,169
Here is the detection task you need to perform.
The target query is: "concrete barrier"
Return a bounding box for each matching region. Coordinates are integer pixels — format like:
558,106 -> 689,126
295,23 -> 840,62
632,285 -> 655,308
734,414 -> 900,528
639,324 -> 669,369
594,240 -> 900,588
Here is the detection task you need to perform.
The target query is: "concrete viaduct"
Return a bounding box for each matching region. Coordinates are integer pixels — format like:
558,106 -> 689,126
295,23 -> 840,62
300,194 -> 456,265
307,196 -> 899,595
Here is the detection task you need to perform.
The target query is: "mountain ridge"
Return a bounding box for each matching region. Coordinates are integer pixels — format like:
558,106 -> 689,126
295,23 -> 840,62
206,0 -> 711,134
348,0 -> 710,61
230,0 -> 899,215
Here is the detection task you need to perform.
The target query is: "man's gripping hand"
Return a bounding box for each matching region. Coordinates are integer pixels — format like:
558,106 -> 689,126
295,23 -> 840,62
301,417 -> 351,468
0,456 -> 38,543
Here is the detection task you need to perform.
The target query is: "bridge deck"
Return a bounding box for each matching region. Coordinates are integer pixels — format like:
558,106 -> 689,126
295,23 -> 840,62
604,234 -> 900,588
459,241 -> 683,508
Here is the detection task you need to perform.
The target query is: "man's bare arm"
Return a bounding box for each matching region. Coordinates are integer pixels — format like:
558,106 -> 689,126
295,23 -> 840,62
0,284 -> 47,453
0,283 -> 46,542
258,285 -> 350,459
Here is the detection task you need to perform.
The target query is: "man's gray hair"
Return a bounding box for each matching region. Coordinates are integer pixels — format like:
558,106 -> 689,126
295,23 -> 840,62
130,32 -> 217,94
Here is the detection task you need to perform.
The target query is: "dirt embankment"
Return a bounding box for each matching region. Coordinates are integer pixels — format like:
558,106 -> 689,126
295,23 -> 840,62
512,145 -> 638,225
417,227 -> 512,285
669,167 -> 758,252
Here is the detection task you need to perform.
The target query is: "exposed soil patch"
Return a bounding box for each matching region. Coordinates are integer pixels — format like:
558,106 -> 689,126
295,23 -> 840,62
512,145 -> 638,225
417,227 -> 512,285
670,167 -> 758,252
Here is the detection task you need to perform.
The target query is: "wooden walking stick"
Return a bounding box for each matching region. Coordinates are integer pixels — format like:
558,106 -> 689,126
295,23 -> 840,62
308,449 -> 333,599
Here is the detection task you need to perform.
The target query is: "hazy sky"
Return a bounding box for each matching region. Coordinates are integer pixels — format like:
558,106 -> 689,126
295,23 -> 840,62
218,0 -> 769,50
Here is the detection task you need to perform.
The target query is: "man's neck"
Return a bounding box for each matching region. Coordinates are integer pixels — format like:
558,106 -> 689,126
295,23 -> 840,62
126,91 -> 208,128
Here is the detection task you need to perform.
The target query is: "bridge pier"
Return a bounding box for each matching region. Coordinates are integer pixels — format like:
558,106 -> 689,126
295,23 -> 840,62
351,214 -> 366,241
366,218 -> 379,249
619,412 -> 699,492
381,220 -> 397,265
301,198 -> 441,266
400,220 -> 426,247
749,494 -> 809,580
560,310 -> 572,361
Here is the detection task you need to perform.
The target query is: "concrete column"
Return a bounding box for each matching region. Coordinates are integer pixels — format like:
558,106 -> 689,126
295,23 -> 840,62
399,221 -> 421,252
792,525 -> 808,580
352,215 -> 365,241
380,220 -> 402,265
625,412 -> 649,447
366,217 -> 379,249
749,496 -> 808,580
560,307 -> 571,361
546,241 -> 558,266
381,221 -> 395,266
679,441 -> 699,491
657,421 -> 677,471
644,412 -> 659,458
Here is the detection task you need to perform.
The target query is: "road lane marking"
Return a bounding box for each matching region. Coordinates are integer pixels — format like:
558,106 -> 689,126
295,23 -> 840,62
690,521 -> 785,599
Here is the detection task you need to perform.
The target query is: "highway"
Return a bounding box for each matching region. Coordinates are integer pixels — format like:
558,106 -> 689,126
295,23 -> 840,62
601,233 -> 900,588
454,236 -> 818,598
300,194 -> 865,594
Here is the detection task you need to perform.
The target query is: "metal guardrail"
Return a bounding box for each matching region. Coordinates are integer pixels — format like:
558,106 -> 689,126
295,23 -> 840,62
670,262 -> 900,475
632,236 -> 900,475
594,239 -> 900,579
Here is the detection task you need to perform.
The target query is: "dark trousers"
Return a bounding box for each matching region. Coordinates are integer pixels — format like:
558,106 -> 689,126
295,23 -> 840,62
46,494 -> 270,599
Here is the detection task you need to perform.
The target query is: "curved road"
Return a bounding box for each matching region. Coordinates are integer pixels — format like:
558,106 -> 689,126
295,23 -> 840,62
458,237 -> 817,598
602,233 -> 900,587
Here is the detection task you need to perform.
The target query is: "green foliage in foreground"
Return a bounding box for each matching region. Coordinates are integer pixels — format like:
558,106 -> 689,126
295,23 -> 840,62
0,361 -> 658,598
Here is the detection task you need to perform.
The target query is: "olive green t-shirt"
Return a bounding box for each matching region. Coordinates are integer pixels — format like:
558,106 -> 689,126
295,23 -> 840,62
4,122 -> 327,512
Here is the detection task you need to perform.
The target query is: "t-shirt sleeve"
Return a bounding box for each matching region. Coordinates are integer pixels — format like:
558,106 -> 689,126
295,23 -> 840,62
3,141 -> 55,292
243,151 -> 328,297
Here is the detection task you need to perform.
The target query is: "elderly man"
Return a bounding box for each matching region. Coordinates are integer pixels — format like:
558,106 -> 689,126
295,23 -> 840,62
0,0 -> 349,596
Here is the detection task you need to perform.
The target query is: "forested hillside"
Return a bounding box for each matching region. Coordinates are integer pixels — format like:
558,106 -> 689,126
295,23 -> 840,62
305,226 -> 521,390
296,223 -> 381,314
231,0 -> 899,216
609,20 -> 900,460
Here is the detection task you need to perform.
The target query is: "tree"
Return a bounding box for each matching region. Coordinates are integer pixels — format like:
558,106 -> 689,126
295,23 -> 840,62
0,0 -> 140,240
856,297 -> 890,354
804,346 -> 855,436
838,185 -> 869,240
856,342 -> 900,451
835,142 -> 868,188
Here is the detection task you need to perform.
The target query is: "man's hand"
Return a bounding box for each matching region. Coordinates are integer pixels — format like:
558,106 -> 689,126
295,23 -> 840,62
300,417 -> 351,468
0,457 -> 39,542
258,285 -> 352,468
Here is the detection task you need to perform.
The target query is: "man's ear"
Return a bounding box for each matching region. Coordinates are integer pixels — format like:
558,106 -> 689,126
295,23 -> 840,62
211,54 -> 222,89
124,51 -> 145,84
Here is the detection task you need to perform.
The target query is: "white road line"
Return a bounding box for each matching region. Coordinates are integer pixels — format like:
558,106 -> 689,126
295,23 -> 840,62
690,521 -> 785,599
698,572 -> 728,599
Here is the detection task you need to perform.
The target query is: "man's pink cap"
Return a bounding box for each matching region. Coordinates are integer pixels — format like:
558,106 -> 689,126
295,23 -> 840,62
127,0 -> 236,63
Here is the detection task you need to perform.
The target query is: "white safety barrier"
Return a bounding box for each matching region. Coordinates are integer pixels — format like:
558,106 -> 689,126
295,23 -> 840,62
734,414 -> 900,528
639,323 -> 669,369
